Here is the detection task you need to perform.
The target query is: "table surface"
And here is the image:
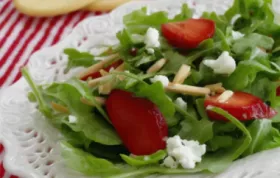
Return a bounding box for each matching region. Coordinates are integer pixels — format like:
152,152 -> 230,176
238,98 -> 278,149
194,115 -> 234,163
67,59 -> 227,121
0,0 -> 104,177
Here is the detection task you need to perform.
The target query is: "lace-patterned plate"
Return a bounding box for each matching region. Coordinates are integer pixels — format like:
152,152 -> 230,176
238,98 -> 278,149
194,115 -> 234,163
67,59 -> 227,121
1,0 -> 280,177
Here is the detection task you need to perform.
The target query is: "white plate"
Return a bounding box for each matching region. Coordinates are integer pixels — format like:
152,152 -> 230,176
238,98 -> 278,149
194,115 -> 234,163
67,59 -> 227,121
1,0 -> 280,177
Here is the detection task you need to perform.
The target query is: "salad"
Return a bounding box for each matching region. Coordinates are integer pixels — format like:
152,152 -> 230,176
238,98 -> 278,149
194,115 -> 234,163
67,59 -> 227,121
22,0 -> 280,177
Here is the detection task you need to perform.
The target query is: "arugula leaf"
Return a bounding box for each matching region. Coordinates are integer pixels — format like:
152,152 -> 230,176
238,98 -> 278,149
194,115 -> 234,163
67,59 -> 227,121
87,142 -> 129,162
61,142 -> 124,176
171,4 -> 193,22
42,82 -> 121,145
123,7 -> 169,34
244,77 -> 280,107
64,48 -> 95,73
195,107 -> 252,173
121,150 -> 167,167
179,118 -> 214,144
243,120 -> 274,156
131,82 -> 175,118
22,68 -> 52,118
232,33 -> 274,55
224,57 -> 279,90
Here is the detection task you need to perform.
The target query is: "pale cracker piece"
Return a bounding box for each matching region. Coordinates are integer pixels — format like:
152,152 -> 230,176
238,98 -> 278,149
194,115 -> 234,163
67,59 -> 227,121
13,0 -> 96,17
85,0 -> 131,11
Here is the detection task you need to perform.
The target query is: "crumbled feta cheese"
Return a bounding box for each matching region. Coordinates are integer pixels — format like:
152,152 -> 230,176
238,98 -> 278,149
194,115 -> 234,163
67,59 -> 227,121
144,28 -> 160,48
232,30 -> 244,40
147,48 -> 155,54
150,75 -> 169,87
203,51 -> 236,75
175,97 -> 187,110
68,115 -> 77,123
218,90 -> 234,103
163,156 -> 178,169
164,135 -> 206,169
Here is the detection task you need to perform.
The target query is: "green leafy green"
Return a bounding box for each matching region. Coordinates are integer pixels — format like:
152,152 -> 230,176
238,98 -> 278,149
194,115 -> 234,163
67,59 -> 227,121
42,81 -> 121,145
121,150 -> 167,167
61,142 -> 124,176
232,33 -> 274,55
123,7 -> 169,34
64,48 -> 95,73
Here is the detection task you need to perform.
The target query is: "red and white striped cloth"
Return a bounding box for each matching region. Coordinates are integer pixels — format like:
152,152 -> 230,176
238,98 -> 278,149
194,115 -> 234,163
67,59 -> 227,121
0,0 -> 106,177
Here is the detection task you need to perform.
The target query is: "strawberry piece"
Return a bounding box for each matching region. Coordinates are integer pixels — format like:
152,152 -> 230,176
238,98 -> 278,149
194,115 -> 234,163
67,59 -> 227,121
81,60 -> 123,81
277,86 -> 280,96
161,18 -> 215,49
106,90 -> 168,155
204,91 -> 277,121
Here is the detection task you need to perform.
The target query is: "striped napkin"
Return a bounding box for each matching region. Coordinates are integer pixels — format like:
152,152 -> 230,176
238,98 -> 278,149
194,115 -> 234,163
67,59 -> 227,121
0,0 -> 106,177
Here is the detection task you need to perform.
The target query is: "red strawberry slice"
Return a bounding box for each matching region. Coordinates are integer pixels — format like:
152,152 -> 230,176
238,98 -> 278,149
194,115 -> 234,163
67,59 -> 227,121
106,90 -> 168,155
161,18 -> 215,49
204,91 -> 277,121
81,60 -> 123,81
277,86 -> 280,96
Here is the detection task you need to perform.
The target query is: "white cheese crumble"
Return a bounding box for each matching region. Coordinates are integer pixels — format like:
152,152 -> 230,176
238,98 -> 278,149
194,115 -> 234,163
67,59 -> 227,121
144,28 -> 160,48
163,135 -> 206,169
218,90 -> 234,103
146,48 -> 155,54
150,75 -> 169,87
174,97 -> 187,110
232,30 -> 244,40
68,115 -> 77,123
203,51 -> 236,75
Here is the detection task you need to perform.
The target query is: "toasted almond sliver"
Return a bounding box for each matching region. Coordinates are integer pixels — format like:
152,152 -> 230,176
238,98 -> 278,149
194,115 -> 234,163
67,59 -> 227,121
99,69 -> 109,76
99,83 -> 113,95
51,102 -> 69,114
78,53 -> 119,79
172,64 -> 191,84
80,97 -> 106,106
166,84 -> 211,96
147,58 -> 167,74
205,83 -> 226,93
115,63 -> 125,72
95,97 -> 106,105
88,75 -> 112,87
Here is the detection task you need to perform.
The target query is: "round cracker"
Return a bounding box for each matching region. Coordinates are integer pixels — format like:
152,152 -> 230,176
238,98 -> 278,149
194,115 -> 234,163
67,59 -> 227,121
85,0 -> 131,11
13,0 -> 96,17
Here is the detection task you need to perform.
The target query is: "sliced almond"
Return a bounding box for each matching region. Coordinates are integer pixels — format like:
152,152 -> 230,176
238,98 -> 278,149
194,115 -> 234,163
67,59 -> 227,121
51,102 -> 69,114
172,64 -> 191,84
217,90 -> 234,103
88,75 -> 112,87
99,83 -> 113,95
78,53 -> 119,79
115,63 -> 125,72
99,69 -> 109,76
205,83 -> 226,93
80,97 -> 106,106
147,58 -> 167,74
166,84 -> 211,96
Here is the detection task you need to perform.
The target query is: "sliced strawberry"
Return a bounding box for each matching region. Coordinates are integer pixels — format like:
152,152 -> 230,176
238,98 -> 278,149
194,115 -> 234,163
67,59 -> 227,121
161,18 -> 215,49
205,91 -> 277,121
81,60 -> 123,81
277,86 -> 280,96
106,90 -> 168,155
